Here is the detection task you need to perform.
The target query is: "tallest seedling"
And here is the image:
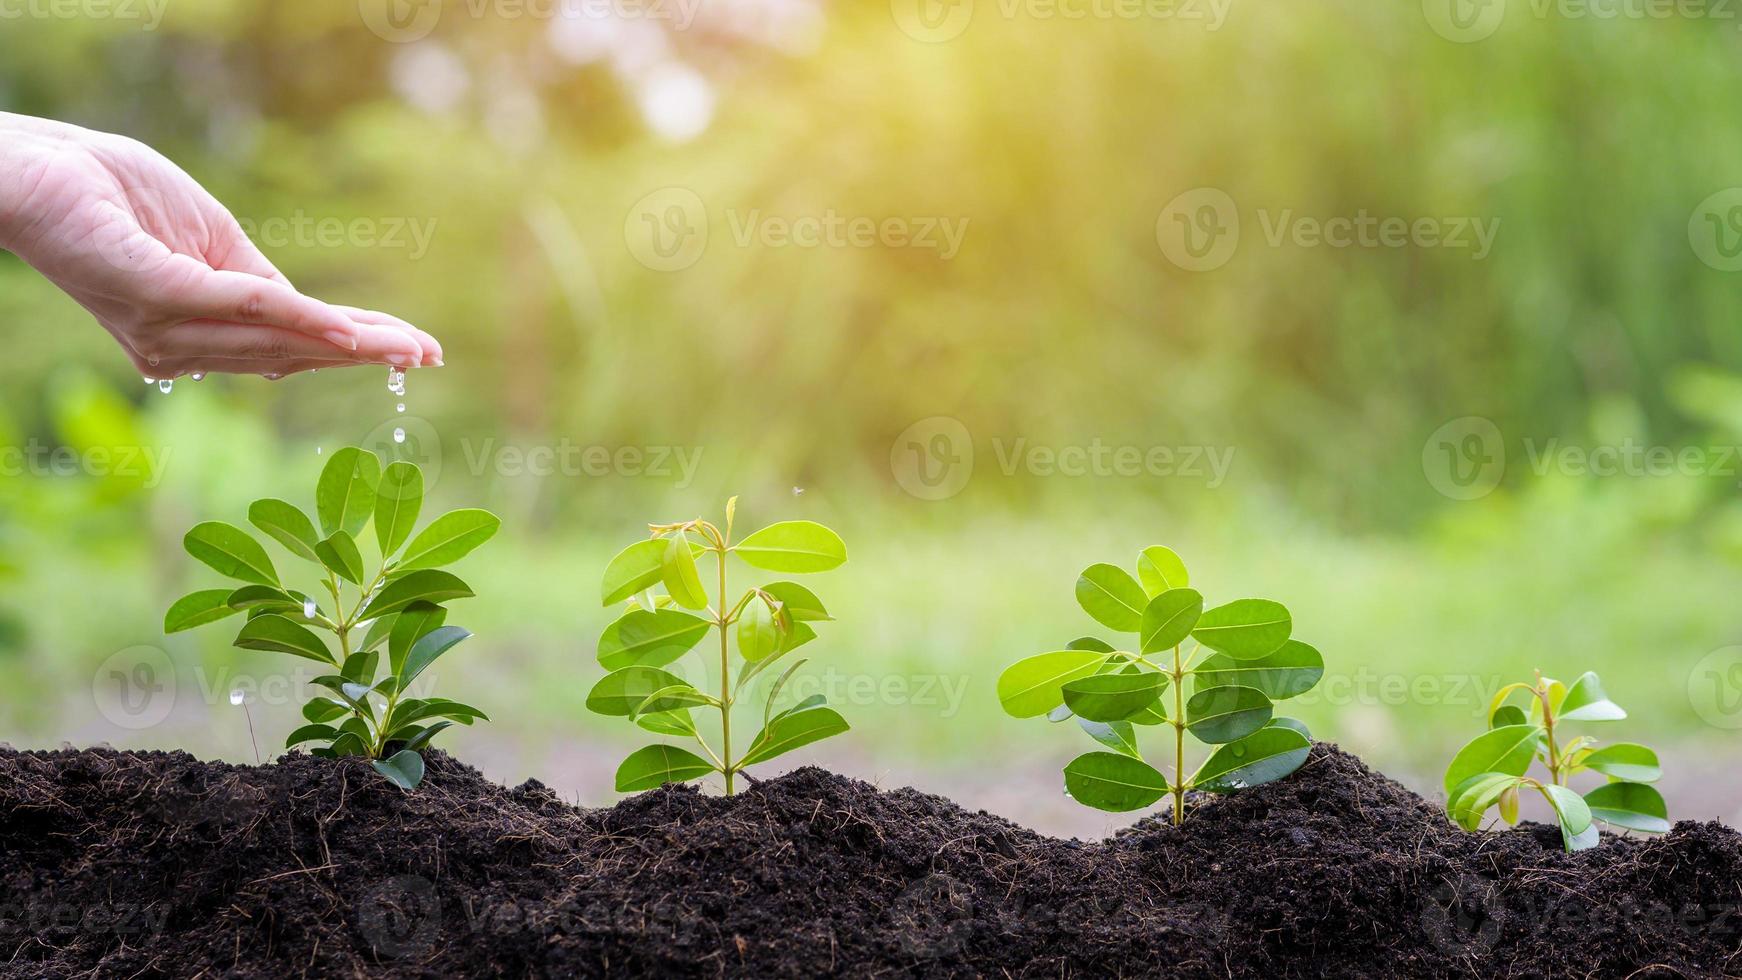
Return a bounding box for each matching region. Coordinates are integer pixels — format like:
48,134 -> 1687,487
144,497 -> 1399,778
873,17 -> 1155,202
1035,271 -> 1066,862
589,499 -> 849,795
998,547 -> 1323,823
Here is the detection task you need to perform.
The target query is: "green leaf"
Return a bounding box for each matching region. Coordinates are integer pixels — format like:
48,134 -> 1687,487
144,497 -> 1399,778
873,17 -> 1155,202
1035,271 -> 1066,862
1192,726 -> 1312,793
226,585 -> 300,613
1490,704 -> 1528,728
314,530 -> 365,585
1539,782 -> 1594,847
601,538 -> 669,606
587,666 -> 691,716
315,447 -> 380,539
372,749 -> 425,790
1139,588 -> 1203,654
761,581 -> 831,621
737,597 -> 781,661
374,461 -> 424,557
633,685 -> 713,717
1061,671 -> 1167,722
1066,636 -> 1116,653
1447,772 -> 1524,830
399,722 -> 454,753
302,699 -> 349,724
735,521 -> 848,573
1443,724 -> 1542,795
597,609 -> 711,671
1078,719 -> 1140,758
285,723 -> 338,748
997,650 -> 1114,718
662,532 -> 709,610
359,614 -> 398,653
164,589 -> 242,633
636,710 -> 698,738
234,615 -> 333,664
396,509 -> 501,571
329,731 -> 370,757
1581,743 -> 1662,783
1584,782 -> 1670,833
183,522 -> 277,586
1266,716 -> 1312,740
1074,563 -> 1147,632
400,625 -> 471,688
1193,640 -> 1325,701
615,744 -> 716,791
1559,671 -> 1626,722
340,649 -> 379,684
740,705 -> 849,766
387,602 -> 446,676
358,570 -> 473,620
1185,685 -> 1273,743
1191,599 -> 1291,659
1136,545 -> 1189,596
248,498 -> 321,562
1062,752 -> 1168,811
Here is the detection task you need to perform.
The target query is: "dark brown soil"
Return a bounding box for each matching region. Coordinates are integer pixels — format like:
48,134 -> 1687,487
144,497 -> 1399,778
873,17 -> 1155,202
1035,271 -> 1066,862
1,743 -> 1738,978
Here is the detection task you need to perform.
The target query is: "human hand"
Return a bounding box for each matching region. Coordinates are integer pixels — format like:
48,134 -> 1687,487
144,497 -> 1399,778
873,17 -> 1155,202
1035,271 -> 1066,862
0,113 -> 441,378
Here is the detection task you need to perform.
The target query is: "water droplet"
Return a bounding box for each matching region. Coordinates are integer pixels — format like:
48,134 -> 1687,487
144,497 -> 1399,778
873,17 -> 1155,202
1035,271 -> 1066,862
315,446 -> 324,455
393,427 -> 406,444
387,366 -> 406,396
302,599 -> 318,619
229,690 -> 245,706
157,379 -> 174,394
190,372 -> 205,382
143,377 -> 155,384
396,402 -> 405,414
264,373 -> 283,381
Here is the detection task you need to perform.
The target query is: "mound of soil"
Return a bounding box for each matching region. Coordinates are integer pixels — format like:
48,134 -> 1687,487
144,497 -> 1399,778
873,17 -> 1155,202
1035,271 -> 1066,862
1,743 -> 1738,978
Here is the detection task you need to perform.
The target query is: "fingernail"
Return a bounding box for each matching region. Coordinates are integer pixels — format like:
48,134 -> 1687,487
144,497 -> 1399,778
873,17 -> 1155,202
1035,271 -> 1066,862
324,329 -> 359,351
429,356 -> 444,367
387,353 -> 418,367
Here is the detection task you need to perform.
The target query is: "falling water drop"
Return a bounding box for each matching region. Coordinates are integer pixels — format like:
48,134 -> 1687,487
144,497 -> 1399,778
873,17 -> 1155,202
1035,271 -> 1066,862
143,377 -> 155,385
396,402 -> 405,414
191,372 -> 205,382
315,446 -> 324,455
393,427 -> 406,444
157,379 -> 174,394
302,598 -> 318,619
792,487 -> 805,496
229,689 -> 245,706
387,366 -> 406,396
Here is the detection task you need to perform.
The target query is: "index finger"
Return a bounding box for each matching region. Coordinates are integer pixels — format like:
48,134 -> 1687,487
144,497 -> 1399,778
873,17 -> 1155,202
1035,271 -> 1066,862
165,266 -> 359,349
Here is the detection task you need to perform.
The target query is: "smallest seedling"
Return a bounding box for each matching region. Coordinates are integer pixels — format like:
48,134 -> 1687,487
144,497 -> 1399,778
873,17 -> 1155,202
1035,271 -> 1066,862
1444,669 -> 1669,851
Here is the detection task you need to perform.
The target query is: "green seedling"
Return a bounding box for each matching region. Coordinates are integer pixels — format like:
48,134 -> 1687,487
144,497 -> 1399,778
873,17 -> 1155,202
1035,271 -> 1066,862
164,447 -> 501,789
1444,669 -> 1669,852
998,546 -> 1322,823
590,498 -> 848,795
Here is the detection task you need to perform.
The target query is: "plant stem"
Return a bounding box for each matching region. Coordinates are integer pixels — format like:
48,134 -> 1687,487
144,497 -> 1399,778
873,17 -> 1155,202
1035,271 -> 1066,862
1171,643 -> 1186,826
717,545 -> 734,796
1537,678 -> 1563,785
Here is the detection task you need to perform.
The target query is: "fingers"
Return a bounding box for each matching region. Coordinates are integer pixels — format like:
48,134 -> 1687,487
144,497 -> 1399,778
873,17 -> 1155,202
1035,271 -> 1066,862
163,267 -> 360,349
155,320 -> 424,367
148,355 -> 355,379
333,305 -> 443,366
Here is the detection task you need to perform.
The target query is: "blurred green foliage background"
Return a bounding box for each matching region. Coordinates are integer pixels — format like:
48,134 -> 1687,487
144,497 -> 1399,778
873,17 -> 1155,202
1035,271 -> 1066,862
4,0 -> 1742,835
